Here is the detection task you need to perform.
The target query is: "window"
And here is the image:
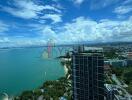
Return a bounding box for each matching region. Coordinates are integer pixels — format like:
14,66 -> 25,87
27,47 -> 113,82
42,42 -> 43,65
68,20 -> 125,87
98,60 -> 104,66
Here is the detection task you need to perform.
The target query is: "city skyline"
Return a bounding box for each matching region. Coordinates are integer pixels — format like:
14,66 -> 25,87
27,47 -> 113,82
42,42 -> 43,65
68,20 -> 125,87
0,0 -> 132,47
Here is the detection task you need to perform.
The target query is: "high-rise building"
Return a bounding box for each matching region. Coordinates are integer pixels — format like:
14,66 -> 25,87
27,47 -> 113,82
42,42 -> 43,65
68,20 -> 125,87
72,46 -> 104,100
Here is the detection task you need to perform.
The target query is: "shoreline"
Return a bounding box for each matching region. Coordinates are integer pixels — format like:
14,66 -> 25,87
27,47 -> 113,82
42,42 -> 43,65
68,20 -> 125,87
8,57 -> 68,99
6,55 -> 71,99
64,64 -> 68,75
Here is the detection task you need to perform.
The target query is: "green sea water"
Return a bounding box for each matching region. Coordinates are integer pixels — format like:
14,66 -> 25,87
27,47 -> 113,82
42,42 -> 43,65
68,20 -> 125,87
0,47 -> 65,96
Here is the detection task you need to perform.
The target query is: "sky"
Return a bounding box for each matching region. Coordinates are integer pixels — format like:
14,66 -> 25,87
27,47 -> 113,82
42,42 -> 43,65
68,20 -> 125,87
0,0 -> 132,47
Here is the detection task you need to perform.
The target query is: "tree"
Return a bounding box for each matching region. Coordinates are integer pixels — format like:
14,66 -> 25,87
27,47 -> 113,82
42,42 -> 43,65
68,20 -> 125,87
123,70 -> 132,84
20,90 -> 33,99
111,67 -> 123,76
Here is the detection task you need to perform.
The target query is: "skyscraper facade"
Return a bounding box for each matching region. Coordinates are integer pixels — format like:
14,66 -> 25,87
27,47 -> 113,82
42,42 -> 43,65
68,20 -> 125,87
72,46 -> 104,100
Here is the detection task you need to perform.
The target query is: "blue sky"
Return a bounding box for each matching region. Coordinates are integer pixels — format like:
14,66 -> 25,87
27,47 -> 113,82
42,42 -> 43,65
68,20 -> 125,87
0,0 -> 132,47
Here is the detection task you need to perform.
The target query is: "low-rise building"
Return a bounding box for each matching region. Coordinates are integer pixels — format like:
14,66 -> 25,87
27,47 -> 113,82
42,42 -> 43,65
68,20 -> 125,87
105,84 -> 131,100
104,59 -> 127,67
126,59 -> 132,66
104,84 -> 115,100
104,64 -> 111,74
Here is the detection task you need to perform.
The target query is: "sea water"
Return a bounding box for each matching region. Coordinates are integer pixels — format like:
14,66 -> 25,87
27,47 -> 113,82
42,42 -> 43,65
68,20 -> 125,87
0,47 -> 65,96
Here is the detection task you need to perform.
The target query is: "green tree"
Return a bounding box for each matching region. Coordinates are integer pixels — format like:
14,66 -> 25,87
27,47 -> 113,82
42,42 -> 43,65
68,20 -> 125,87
111,67 -> 123,76
123,70 -> 132,84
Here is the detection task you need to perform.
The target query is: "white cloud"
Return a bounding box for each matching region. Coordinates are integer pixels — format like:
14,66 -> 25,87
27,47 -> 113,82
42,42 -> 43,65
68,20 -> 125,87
28,16 -> 131,44
0,36 -> 47,47
42,26 -> 55,34
123,0 -> 132,4
2,0 -> 62,19
12,38 -> 47,46
0,21 -> 9,33
3,7 -> 38,19
1,16 -> 132,46
53,0 -> 84,6
114,6 -> 132,14
73,0 -> 84,5
41,14 -> 62,23
2,0 -> 44,19
43,5 -> 62,13
0,37 -> 10,43
57,17 -> 104,43
42,26 -> 57,40
90,0 -> 119,10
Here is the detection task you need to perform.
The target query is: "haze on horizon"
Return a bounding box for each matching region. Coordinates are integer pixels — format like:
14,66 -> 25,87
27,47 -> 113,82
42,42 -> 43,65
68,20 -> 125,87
0,0 -> 132,47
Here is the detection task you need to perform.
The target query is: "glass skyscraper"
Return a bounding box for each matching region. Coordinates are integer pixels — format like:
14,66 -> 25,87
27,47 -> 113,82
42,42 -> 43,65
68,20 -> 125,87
72,46 -> 104,100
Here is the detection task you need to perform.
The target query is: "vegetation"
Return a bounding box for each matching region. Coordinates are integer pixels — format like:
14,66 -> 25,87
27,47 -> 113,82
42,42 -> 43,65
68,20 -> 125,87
111,67 -> 124,76
104,49 -> 118,59
123,69 -> 132,84
14,77 -> 72,100
43,80 -> 66,99
14,52 -> 72,100
104,74 -> 116,84
44,77 -> 72,99
57,52 -> 71,59
126,84 -> 132,94
111,66 -> 132,94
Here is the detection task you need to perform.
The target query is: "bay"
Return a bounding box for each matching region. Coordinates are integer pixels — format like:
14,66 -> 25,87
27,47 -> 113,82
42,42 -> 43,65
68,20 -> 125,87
0,47 -> 65,96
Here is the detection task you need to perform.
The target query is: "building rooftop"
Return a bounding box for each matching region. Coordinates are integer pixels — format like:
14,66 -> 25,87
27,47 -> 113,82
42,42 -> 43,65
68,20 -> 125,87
73,46 -> 103,54
84,47 -> 103,52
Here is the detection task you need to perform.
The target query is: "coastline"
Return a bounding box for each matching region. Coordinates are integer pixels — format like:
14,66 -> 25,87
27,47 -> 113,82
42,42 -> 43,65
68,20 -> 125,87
5,53 -> 71,99
64,64 -> 68,75
0,48 -> 65,99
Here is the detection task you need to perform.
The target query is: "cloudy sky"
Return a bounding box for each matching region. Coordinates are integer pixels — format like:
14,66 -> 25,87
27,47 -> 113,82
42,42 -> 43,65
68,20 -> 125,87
0,0 -> 132,47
